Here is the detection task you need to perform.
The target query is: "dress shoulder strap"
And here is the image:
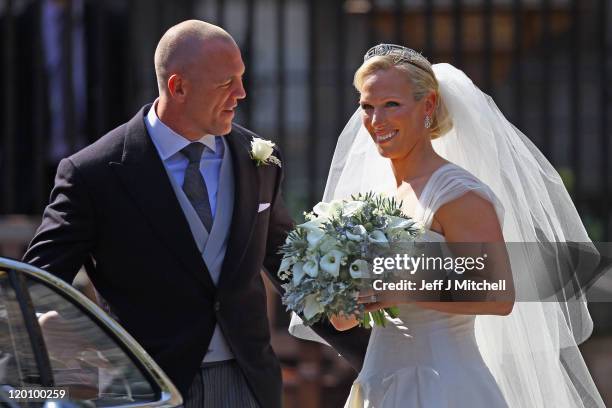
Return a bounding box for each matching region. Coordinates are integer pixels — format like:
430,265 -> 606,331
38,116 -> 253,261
415,163 -> 503,229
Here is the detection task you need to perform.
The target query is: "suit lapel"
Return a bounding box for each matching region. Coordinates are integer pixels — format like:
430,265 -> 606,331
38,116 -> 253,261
109,106 -> 216,294
218,128 -> 259,289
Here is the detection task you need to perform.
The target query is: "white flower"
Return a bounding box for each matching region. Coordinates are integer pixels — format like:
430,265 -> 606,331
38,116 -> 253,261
346,225 -> 367,241
319,236 -> 340,253
389,218 -> 423,242
303,294 -> 324,320
298,218 -> 324,231
303,259 -> 319,278
341,200 -> 366,216
296,219 -> 326,247
349,260 -> 369,279
320,250 -> 346,278
251,137 -> 274,160
386,216 -> 413,231
306,229 -> 325,247
292,262 -> 305,285
250,137 -> 281,167
368,230 -> 389,247
313,200 -> 343,218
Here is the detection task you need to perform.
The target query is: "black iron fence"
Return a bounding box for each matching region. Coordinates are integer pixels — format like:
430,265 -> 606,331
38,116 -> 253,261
1,0 -> 610,238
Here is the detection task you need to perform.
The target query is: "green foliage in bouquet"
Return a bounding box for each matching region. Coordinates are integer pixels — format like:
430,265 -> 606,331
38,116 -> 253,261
278,192 -> 422,328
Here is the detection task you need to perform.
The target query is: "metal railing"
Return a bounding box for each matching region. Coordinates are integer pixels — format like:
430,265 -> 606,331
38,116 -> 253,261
1,0 -> 609,235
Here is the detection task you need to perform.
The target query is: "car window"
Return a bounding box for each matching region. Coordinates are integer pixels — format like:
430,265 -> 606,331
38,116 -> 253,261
0,271 -> 41,388
4,269 -> 161,406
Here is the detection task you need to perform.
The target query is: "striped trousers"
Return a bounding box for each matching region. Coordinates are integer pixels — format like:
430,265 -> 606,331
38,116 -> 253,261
184,360 -> 260,408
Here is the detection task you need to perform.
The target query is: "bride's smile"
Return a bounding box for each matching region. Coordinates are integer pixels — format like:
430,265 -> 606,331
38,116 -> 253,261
375,129 -> 398,143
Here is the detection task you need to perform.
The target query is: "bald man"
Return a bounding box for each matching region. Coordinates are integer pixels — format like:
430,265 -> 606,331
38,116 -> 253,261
24,19 -> 370,408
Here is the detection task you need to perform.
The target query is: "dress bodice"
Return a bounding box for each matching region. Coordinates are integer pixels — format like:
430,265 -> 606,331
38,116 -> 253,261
345,163 -> 507,408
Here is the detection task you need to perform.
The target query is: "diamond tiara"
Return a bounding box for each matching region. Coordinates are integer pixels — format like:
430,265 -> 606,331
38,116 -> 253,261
364,44 -> 431,73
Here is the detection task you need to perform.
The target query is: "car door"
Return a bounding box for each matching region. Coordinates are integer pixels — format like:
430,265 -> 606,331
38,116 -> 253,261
0,257 -> 182,407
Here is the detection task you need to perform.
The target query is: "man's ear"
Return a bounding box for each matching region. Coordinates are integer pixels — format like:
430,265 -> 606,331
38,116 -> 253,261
168,74 -> 187,100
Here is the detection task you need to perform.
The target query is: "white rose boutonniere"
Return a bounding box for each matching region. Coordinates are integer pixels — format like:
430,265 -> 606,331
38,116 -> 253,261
250,137 -> 282,167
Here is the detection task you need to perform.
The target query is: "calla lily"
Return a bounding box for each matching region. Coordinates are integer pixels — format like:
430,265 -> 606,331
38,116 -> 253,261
303,259 -> 319,278
313,200 -> 342,218
346,225 -> 367,241
342,200 -> 366,216
319,237 -> 340,253
291,262 -> 305,285
312,201 -> 331,217
349,260 -> 369,279
303,294 -> 324,320
320,250 -> 346,277
368,230 -> 389,246
306,228 -> 325,246
298,218 -> 324,231
386,216 -> 413,230
297,219 -> 326,247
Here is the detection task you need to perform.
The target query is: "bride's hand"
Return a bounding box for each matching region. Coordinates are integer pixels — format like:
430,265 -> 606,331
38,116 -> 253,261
358,288 -> 408,312
329,312 -> 359,331
331,289 -> 407,330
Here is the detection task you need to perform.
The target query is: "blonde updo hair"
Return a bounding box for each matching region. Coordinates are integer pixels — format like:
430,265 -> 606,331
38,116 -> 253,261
354,54 -> 453,139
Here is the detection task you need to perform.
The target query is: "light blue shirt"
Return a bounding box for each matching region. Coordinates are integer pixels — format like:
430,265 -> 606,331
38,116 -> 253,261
145,101 -> 235,362
145,102 -> 225,219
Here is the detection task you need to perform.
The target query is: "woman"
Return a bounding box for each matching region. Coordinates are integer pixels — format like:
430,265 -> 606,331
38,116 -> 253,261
289,44 -> 604,407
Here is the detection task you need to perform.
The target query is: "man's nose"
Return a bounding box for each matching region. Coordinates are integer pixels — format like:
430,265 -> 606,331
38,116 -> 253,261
234,79 -> 246,100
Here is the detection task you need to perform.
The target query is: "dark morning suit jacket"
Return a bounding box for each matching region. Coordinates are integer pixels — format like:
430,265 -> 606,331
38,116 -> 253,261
23,105 -> 371,408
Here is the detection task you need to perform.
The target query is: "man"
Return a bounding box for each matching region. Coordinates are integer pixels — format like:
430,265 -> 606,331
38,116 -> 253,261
24,20 -> 369,408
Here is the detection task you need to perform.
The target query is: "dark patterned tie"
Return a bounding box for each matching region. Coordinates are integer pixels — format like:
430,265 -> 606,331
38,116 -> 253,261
181,143 -> 213,231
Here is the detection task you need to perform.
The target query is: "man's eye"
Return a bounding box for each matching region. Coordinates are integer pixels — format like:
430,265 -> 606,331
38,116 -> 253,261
385,101 -> 400,107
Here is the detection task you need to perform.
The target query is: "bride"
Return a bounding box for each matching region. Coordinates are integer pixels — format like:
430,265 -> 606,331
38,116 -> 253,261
288,44 -> 605,407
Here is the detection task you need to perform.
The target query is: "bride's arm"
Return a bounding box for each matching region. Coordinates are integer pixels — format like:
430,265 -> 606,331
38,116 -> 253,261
365,192 -> 514,316
415,192 -> 514,315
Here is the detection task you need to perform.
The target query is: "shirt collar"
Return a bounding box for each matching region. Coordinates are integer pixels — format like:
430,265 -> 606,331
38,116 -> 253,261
146,99 -> 218,161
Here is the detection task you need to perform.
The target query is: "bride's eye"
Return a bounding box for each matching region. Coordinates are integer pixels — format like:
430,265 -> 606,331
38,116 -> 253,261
360,103 -> 373,110
385,101 -> 400,107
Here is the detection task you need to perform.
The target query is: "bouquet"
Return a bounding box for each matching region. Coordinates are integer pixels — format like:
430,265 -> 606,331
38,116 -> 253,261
278,192 -> 422,328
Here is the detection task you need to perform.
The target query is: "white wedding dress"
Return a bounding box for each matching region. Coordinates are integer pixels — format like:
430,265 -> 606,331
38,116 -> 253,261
288,61 -> 605,407
345,163 -> 507,408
